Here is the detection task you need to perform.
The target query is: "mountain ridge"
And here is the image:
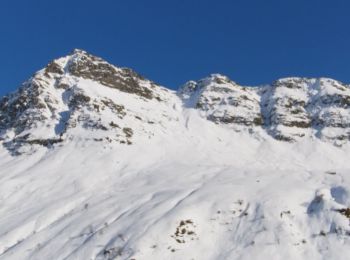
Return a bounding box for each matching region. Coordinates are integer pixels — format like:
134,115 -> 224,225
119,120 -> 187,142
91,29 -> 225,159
1,49 -> 350,155
1,50 -> 350,260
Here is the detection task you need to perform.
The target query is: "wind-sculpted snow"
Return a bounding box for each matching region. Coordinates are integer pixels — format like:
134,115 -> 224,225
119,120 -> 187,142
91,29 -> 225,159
1,49 -> 350,259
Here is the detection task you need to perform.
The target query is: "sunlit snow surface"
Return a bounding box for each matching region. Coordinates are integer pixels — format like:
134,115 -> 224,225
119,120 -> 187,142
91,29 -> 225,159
1,109 -> 350,260
1,50 -> 350,259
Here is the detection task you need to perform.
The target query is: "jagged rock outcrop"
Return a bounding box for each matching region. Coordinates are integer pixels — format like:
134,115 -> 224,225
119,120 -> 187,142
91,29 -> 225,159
180,76 -> 350,144
0,49 -> 173,155
67,49 -> 161,100
1,49 -> 350,155
264,78 -> 313,141
264,77 -> 350,143
179,74 -> 263,129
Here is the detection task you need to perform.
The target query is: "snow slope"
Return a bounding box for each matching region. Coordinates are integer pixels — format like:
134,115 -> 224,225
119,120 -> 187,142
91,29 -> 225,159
1,50 -> 350,260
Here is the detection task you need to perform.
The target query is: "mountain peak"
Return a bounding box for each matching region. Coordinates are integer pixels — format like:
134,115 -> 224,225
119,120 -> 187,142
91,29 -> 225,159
2,50 -> 350,156
43,49 -> 94,76
71,48 -> 88,55
207,73 -> 234,83
2,51 -> 350,260
0,50 -> 170,155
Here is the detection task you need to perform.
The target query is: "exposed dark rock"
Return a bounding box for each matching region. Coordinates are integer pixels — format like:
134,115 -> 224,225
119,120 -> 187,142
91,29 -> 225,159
67,51 -> 155,99
101,99 -> 126,117
69,93 -> 91,108
45,61 -> 64,76
0,82 -> 52,135
55,79 -> 70,89
109,121 -> 120,128
26,138 -> 63,146
185,76 -> 263,129
209,115 -> 263,126
122,127 -> 133,138
336,208 -> 350,218
3,135 -> 63,156
320,94 -> 350,108
274,134 -> 294,142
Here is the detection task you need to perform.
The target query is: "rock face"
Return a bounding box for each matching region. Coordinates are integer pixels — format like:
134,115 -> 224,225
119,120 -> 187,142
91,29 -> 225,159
67,49 -> 158,100
1,49 -> 350,155
179,74 -> 263,129
263,78 -> 313,141
0,49 -> 174,155
3,50 -> 350,260
180,76 -> 350,144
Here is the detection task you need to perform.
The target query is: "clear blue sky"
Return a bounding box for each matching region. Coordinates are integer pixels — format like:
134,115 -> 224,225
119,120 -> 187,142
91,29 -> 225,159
1,0 -> 349,96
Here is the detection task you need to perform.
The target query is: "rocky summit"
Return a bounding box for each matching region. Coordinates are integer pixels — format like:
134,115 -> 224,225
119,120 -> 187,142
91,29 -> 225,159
0,49 -> 171,155
180,74 -> 350,143
1,49 -> 350,156
1,50 -> 350,260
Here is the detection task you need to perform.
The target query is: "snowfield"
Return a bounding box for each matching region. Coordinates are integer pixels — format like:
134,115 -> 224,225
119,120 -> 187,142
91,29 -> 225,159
1,113 -> 350,260
1,50 -> 350,260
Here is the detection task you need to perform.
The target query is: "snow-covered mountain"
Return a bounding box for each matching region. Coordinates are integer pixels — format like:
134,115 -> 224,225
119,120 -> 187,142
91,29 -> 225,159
179,74 -> 350,143
0,49 -> 177,156
1,50 -> 350,260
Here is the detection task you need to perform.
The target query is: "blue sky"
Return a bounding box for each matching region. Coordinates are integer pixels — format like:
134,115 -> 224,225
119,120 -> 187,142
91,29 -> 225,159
0,0 -> 349,96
